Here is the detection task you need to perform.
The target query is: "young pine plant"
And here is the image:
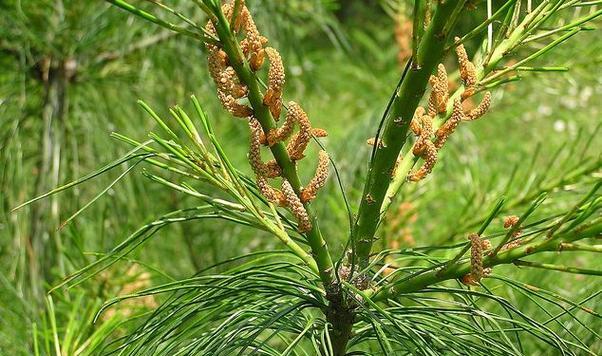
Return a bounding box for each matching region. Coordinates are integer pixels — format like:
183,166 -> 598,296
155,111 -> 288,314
21,1 -> 601,355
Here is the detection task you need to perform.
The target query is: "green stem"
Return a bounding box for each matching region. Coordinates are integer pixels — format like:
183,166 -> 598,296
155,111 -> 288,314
351,0 -> 467,270
211,9 -> 334,287
372,220 -> 602,301
559,243 -> 602,253
482,27 -> 581,84
513,260 -> 602,276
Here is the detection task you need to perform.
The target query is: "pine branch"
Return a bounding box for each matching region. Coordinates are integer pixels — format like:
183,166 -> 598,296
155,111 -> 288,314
512,260 -> 602,276
209,5 -> 335,288
381,1 -> 601,222
371,219 -> 601,301
351,0 -> 468,271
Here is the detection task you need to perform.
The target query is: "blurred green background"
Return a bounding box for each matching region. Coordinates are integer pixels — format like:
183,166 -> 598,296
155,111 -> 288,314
1,0 -> 600,354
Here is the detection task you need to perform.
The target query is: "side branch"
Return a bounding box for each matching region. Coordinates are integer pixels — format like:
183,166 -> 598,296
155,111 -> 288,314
372,221 -> 602,301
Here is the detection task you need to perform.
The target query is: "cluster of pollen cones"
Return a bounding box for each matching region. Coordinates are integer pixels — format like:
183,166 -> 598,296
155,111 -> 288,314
408,39 -> 492,181
369,38 -> 492,182
462,233 -> 492,285
205,0 -> 329,233
461,215 -> 525,285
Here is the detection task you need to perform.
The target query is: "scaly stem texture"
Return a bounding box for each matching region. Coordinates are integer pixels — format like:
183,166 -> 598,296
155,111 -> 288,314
326,295 -> 355,356
352,0 -> 467,270
212,9 -> 335,287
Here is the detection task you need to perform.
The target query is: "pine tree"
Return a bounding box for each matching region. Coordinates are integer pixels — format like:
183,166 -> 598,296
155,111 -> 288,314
7,1 -> 601,354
